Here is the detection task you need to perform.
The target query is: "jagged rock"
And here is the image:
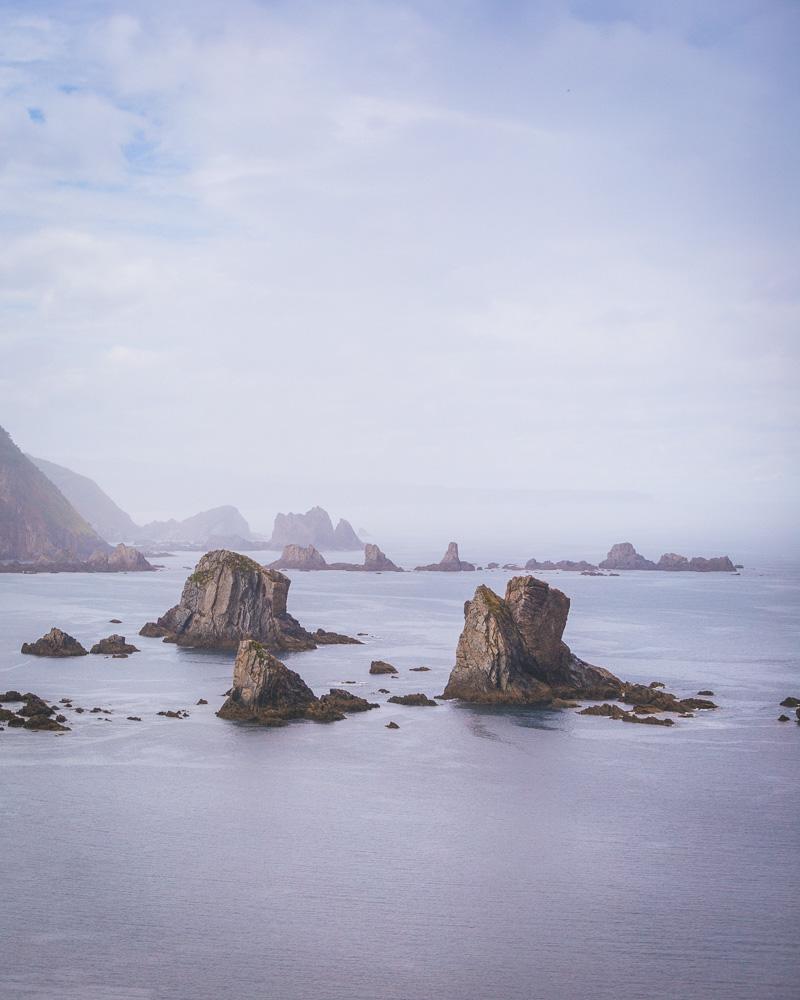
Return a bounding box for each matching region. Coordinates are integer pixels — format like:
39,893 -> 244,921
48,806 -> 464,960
525,558 -> 599,572
778,714 -> 790,722
443,577 -> 623,705
217,641 -> 367,726
140,549 -> 317,651
779,696 -> 799,708
579,703 -> 674,726
620,684 -> 716,713
415,542 -> 475,572
138,622 -> 172,638
385,721 -> 400,729
269,544 -> 328,571
267,506 -> 363,551
313,629 -> 361,645
87,544 -> 155,572
196,698 -> 208,705
21,627 -> 88,657
362,543 -> 403,572
89,634 -> 139,655
599,543 -> 657,571
369,660 -> 398,675
23,715 -> 70,731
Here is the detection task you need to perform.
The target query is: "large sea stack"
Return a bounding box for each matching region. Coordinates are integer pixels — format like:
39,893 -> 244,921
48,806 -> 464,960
217,640 -> 378,725
415,542 -> 475,572
443,576 -> 623,704
267,506 -> 363,551
140,549 -> 317,651
599,543 -> 656,570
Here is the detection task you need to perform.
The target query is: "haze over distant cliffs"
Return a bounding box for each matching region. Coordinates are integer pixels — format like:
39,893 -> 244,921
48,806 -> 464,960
1,425 -> 109,562
137,505 -> 254,546
266,506 -> 363,550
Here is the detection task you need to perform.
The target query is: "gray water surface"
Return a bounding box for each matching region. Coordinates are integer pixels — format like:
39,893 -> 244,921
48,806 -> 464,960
1,555 -> 798,999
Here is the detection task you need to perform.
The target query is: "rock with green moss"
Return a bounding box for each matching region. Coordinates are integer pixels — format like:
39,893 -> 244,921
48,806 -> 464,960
140,549 -> 317,652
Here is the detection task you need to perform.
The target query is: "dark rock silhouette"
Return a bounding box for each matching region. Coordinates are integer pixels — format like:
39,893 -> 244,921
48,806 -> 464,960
370,660 -> 398,675
387,693 -> 438,706
21,628 -> 88,657
90,634 -> 139,655
415,542 -> 475,572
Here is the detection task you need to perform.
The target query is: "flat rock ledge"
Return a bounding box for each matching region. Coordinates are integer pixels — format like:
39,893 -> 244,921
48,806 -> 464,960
217,640 -> 379,726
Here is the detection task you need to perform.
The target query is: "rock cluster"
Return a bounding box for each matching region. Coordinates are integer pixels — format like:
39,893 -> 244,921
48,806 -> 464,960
21,628 -> 88,657
270,541 -> 403,572
0,691 -> 70,731
140,549 -> 330,651
600,542 -> 736,572
525,558 -> 599,572
443,577 -> 626,704
267,506 -> 363,551
415,542 -> 475,572
89,634 -> 139,655
217,640 -> 378,725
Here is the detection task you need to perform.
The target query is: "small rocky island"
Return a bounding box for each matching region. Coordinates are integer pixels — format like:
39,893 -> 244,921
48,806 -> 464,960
269,542 -> 403,572
415,542 -> 475,572
139,549 -> 358,651
217,639 -> 378,725
599,542 -> 736,572
21,627 -> 88,657
442,575 -> 716,722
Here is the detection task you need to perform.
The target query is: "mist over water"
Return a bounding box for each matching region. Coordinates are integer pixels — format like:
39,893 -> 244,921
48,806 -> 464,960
1,556 -> 798,1000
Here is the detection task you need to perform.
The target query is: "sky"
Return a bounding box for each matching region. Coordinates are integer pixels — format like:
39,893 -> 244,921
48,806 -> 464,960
1,0 -> 798,556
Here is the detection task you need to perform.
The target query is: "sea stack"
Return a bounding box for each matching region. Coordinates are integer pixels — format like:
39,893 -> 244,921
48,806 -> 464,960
415,542 -> 475,572
140,549 -> 317,651
442,576 -> 623,704
21,627 -> 88,657
362,544 -> 403,572
599,543 -> 657,570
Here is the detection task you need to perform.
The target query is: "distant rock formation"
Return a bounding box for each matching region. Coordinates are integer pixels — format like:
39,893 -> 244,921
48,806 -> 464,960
137,505 -> 254,547
266,506 -> 363,551
1,425 -> 109,563
140,549 -> 319,651
270,544 -> 329,570
601,542 -> 737,572
525,557 -> 599,572
271,541 -> 403,572
88,543 -> 154,572
415,542 -> 475,572
442,576 -> 624,704
21,627 -> 88,657
29,455 -> 139,542
217,640 -> 378,725
599,543 -> 657,571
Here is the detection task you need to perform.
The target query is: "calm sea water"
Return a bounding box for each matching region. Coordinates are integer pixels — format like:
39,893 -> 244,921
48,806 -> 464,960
1,551 -> 798,1000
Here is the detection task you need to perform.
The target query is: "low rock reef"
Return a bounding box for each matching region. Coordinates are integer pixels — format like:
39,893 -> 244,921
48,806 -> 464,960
217,640 -> 379,725
599,542 -> 736,572
0,691 -> 70,731
269,542 -> 403,572
442,575 -> 716,725
0,543 -> 154,575
139,549 -> 357,652
415,542 -> 475,572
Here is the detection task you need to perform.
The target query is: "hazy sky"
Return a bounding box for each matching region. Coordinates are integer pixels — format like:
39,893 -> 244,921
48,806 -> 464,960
1,0 -> 798,554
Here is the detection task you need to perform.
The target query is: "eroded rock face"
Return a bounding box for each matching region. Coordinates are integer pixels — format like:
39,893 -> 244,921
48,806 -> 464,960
415,542 -> 475,572
599,543 -> 656,570
141,549 -> 316,651
269,544 -> 328,571
21,627 -> 88,657
90,634 -> 139,655
443,576 -> 623,704
217,641 -> 376,725
362,544 -> 403,572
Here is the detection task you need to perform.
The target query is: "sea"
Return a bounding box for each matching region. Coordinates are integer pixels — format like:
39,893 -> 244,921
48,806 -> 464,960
1,548 -> 798,1000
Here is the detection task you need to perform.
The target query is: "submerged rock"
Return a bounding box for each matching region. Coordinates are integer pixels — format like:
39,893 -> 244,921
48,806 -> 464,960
387,693 -> 438,707
21,627 -> 87,657
442,576 -> 623,705
140,549 -> 317,652
89,634 -> 139,655
415,542 -> 475,572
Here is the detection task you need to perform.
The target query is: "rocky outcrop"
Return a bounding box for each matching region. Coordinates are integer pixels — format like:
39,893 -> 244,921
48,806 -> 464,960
387,693 -> 438,706
579,704 -> 675,726
525,558 -> 599,572
87,543 -> 154,572
599,543 -> 656,570
370,660 -> 398,674
267,506 -> 364,551
415,542 -> 475,572
687,555 -> 737,572
21,627 -> 88,657
269,544 -> 328,571
217,641 -> 377,725
443,576 -> 624,705
140,549 -> 318,651
362,544 -> 402,572
0,424 -> 109,563
90,634 -> 139,655
620,684 -> 716,713
312,629 -> 361,645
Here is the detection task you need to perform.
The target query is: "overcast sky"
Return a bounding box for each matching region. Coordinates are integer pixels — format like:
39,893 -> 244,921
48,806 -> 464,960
1,0 -> 797,554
